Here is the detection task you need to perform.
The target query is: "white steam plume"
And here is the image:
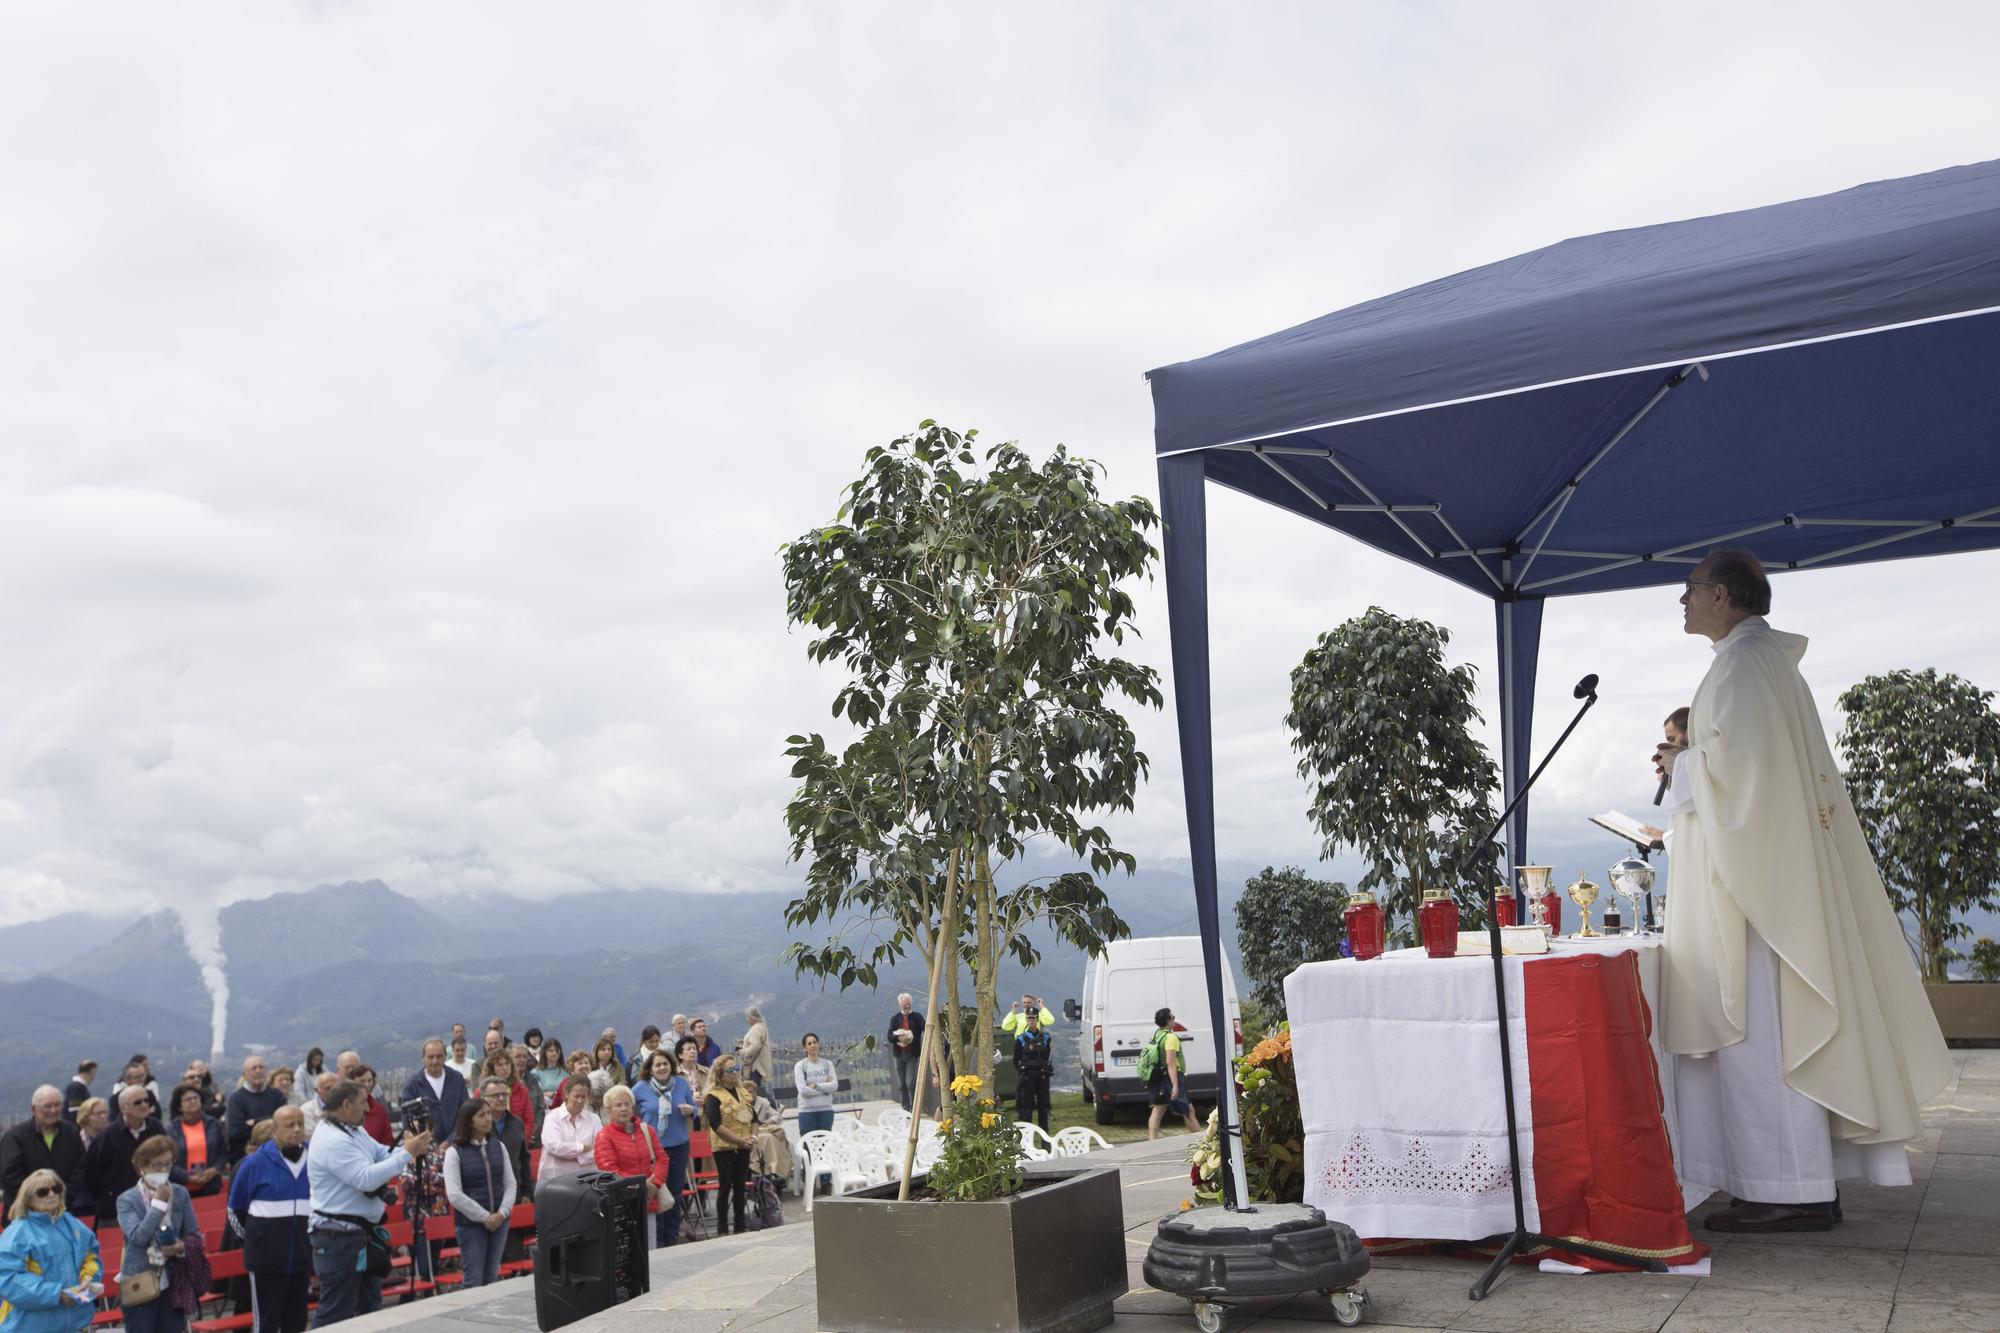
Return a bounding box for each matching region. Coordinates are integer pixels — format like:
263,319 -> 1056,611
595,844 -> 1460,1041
177,904 -> 231,1060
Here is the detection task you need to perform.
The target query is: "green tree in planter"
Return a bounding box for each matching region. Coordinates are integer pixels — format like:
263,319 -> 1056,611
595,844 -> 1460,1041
1837,668 -> 2000,983
1285,608 -> 1501,940
1235,866 -> 1347,1014
1970,939 -> 2000,984
781,422 -> 1158,1097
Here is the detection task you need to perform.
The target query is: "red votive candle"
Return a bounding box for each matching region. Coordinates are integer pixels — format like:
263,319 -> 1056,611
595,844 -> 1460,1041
1491,887 -> 1516,928
1344,891 -> 1385,961
1418,889 -> 1460,958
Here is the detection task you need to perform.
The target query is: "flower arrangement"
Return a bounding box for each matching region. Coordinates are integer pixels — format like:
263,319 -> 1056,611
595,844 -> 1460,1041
923,1075 -> 1026,1202
1188,1024 -> 1304,1205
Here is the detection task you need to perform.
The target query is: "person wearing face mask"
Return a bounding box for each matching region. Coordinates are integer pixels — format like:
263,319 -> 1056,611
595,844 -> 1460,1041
226,1107 -> 312,1333
115,1136 -> 201,1333
0,1167 -> 102,1333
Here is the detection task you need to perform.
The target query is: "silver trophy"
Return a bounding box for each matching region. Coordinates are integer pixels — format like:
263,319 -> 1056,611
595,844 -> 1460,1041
1609,858 -> 1656,936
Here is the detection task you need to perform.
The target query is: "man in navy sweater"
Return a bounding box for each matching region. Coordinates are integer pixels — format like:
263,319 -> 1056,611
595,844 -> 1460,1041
398,1039 -> 469,1138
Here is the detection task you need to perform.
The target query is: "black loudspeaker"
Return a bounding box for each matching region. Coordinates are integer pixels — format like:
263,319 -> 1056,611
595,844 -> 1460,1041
532,1171 -> 650,1331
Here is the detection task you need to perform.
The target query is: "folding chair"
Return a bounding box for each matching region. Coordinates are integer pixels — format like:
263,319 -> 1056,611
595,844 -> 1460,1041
680,1130 -> 720,1240
189,1250 -> 252,1333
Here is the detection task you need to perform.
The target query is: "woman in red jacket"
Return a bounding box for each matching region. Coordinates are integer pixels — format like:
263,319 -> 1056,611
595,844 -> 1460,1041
356,1066 -> 394,1146
593,1086 -> 668,1242
482,1051 -> 536,1132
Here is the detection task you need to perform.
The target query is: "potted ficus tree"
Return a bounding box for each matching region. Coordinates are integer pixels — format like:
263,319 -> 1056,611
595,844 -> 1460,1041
1839,668 -> 2000,1043
781,422 -> 1154,1333
1285,608 -> 1503,943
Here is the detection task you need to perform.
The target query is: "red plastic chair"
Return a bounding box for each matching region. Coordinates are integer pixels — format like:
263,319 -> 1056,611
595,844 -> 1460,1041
189,1251 -> 252,1333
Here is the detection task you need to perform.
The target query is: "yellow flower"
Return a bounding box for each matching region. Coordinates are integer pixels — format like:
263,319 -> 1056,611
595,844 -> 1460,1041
949,1074 -> 983,1097
1179,1199 -> 1194,1211
937,1118 -> 953,1133
980,1112 -> 1000,1128
978,1097 -> 995,1108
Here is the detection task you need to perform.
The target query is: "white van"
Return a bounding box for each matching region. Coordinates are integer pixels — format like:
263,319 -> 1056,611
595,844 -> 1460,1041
1063,936 -> 1242,1125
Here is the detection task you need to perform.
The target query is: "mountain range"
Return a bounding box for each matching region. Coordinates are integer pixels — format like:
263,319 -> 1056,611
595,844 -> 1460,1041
0,864 -> 1260,1120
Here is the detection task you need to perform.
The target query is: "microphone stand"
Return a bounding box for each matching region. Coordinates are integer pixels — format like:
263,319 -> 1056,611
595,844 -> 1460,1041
1458,678 -> 1670,1299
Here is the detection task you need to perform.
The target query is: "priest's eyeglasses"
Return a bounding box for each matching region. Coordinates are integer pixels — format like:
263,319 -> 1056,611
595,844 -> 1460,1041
1683,579 -> 1724,592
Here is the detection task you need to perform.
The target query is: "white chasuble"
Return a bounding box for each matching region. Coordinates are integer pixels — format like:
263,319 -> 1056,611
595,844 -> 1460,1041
1661,617 -> 1949,1153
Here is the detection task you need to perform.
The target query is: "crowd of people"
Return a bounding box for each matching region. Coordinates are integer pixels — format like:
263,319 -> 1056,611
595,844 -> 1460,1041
0,1007 -> 858,1333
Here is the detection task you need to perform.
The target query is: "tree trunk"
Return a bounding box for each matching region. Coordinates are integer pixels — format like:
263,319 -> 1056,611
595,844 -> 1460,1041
900,851 -> 959,1198
973,854 -> 999,1090
942,886 -> 964,1089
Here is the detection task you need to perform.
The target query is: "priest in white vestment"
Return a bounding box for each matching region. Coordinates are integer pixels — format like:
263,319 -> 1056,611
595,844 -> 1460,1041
1654,549 -> 1950,1233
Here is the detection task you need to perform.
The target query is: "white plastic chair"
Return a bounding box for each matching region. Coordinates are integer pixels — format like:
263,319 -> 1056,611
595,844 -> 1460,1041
913,1135 -> 945,1171
802,1135 -> 879,1211
1049,1126 -> 1112,1157
1014,1122 -> 1054,1161
830,1115 -> 863,1138
877,1107 -> 912,1136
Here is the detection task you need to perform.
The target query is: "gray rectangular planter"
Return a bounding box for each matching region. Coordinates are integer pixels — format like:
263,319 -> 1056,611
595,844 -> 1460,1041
813,1165 -> 1127,1333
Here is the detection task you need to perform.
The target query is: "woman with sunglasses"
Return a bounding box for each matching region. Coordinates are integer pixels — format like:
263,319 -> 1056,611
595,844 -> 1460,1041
0,1169 -> 103,1333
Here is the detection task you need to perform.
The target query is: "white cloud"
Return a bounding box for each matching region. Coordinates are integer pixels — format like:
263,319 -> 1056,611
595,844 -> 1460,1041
2,2 -> 1998,929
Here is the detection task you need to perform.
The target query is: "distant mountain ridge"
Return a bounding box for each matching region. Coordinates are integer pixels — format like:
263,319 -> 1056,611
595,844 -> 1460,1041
0,866 -> 1253,1119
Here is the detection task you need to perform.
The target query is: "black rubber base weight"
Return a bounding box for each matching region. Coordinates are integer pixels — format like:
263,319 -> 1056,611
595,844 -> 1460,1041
1144,1203 -> 1370,1301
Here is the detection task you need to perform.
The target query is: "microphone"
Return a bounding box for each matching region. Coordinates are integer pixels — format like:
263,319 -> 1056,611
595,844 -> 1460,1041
1573,673 -> 1599,700
1653,773 -> 1669,806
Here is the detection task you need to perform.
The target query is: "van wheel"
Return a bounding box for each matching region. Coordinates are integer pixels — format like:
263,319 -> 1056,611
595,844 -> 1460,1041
1081,1087 -> 1094,1105
1094,1100 -> 1117,1126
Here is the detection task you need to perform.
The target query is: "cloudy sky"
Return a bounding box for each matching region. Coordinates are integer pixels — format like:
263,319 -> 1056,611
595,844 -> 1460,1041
3,3 -> 1998,930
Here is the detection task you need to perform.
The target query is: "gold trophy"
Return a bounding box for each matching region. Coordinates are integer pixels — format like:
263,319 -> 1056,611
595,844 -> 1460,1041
1567,872 -> 1601,938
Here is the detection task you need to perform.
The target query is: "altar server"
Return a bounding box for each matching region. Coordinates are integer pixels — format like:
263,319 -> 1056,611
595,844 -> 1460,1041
1655,550 -> 1948,1233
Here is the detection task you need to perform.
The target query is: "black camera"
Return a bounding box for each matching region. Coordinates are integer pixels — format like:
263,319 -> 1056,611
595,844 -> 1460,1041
399,1097 -> 432,1136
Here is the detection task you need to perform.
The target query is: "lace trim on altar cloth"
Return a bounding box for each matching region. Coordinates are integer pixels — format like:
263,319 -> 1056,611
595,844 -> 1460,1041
1321,1132 -> 1514,1201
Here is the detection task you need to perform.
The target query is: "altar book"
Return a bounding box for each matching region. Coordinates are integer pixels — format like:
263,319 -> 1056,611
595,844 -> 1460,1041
1590,810 -> 1665,850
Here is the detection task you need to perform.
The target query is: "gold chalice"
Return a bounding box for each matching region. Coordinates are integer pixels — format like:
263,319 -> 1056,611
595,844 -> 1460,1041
1567,873 -> 1600,938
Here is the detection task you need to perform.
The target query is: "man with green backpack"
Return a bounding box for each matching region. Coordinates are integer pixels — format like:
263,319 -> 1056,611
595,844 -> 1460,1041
1140,1008 -> 1202,1141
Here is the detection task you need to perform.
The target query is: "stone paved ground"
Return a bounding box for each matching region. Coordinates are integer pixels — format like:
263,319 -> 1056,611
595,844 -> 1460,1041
347,1052 -> 1999,1332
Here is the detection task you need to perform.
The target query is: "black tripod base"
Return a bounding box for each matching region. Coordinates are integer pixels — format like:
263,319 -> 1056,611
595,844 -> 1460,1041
1469,1230 -> 1669,1299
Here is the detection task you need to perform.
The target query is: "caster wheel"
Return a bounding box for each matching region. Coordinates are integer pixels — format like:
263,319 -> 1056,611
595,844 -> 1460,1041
1193,1300 -> 1225,1333
1327,1286 -> 1366,1326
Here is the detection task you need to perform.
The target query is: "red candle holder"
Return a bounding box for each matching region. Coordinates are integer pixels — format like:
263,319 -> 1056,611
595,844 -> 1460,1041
1344,891 -> 1385,961
1490,886 -> 1516,928
1418,890 -> 1460,958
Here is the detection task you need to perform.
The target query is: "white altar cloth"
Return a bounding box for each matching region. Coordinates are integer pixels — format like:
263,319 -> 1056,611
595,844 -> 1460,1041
1285,938 -> 1712,1243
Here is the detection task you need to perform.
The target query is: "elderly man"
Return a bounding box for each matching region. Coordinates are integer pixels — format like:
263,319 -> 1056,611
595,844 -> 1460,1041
300,1073 -> 340,1138
335,1050 -> 362,1082
399,1039 -> 469,1138
480,1077 -> 533,1204
0,1085 -> 87,1209
81,1084 -> 177,1226
226,1056 -> 289,1164
229,1105 -> 313,1333
309,1080 -> 431,1325
1657,549 -> 1951,1233
886,993 -> 925,1112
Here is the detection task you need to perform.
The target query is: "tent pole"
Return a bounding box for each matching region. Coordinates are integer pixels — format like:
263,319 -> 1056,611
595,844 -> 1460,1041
1158,452 -> 1252,1211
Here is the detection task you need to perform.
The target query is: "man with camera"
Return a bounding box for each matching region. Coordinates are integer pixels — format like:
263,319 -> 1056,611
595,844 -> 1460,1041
307,1080 -> 431,1326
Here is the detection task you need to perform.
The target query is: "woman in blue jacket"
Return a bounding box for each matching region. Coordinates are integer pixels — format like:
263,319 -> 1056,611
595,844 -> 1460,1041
0,1167 -> 102,1333
115,1136 -> 199,1333
639,1047 -> 696,1247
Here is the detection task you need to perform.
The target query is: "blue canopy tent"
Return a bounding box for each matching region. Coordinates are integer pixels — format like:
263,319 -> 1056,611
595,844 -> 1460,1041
1146,158 -> 2000,1206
